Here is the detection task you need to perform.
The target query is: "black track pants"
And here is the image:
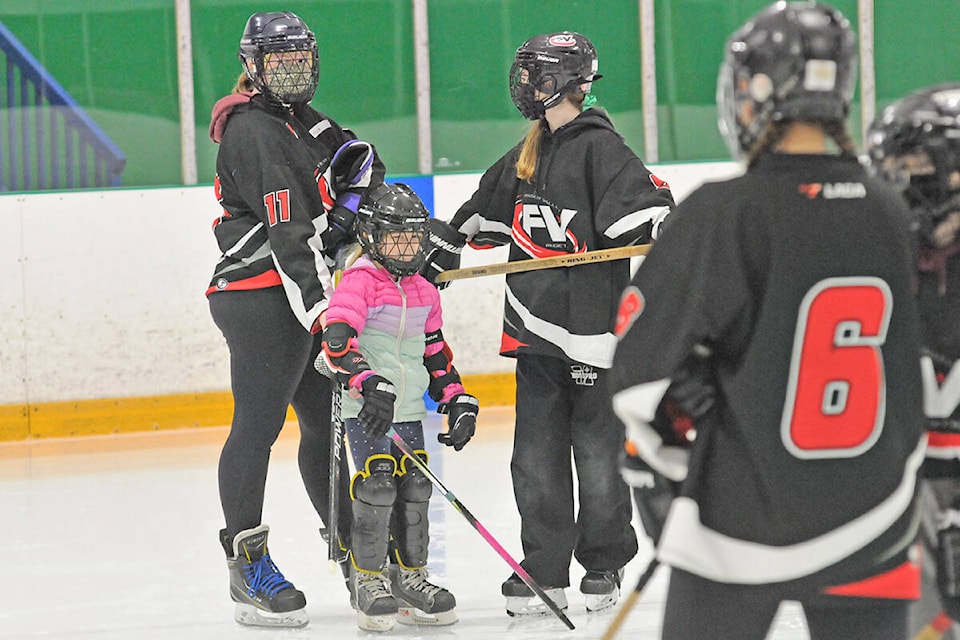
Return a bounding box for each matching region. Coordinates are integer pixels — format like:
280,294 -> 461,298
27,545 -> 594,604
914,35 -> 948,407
511,353 -> 638,587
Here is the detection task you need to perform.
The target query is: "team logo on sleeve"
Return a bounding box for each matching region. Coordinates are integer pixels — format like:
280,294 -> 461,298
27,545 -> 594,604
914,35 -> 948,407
614,285 -> 644,337
649,174 -> 670,190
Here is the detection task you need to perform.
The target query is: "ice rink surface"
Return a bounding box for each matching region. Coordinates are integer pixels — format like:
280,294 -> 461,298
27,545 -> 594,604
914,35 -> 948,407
2,407 -> 814,639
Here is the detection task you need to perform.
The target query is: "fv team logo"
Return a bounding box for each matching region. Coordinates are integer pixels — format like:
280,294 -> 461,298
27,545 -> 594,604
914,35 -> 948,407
548,34 -> 577,47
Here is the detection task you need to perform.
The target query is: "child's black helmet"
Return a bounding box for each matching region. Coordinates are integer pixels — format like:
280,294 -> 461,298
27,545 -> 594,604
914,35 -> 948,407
357,183 -> 431,276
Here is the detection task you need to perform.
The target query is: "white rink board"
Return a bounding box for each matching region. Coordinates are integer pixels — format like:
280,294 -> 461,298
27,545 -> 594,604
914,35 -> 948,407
0,160 -> 741,405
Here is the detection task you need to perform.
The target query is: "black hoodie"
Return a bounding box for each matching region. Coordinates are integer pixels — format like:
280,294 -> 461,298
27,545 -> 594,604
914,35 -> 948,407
449,107 -> 674,367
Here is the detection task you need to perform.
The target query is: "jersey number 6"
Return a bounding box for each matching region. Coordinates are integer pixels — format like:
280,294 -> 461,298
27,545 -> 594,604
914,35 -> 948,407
780,277 -> 892,459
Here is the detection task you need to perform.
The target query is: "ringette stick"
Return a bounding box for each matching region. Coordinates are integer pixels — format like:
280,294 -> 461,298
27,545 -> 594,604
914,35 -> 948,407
914,611 -> 954,640
435,244 -> 651,282
600,559 -> 660,640
320,243 -> 362,570
386,426 -> 577,631
323,376 -> 345,571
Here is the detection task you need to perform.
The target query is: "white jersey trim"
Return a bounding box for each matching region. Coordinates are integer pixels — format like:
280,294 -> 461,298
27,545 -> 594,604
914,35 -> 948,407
604,205 -> 671,240
505,284 -> 617,367
657,435 -> 926,584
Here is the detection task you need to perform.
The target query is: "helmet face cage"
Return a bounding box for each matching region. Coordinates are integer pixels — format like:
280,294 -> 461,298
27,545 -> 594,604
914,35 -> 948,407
509,32 -> 600,121
866,84 -> 960,214
239,12 -> 319,106
356,184 -> 431,276
717,1 -> 857,160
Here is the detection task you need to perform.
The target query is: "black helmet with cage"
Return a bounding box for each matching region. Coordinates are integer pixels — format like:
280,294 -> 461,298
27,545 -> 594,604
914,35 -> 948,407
509,31 -> 602,120
356,183 -> 431,276
717,1 -> 858,160
238,11 -> 319,107
866,83 -> 960,226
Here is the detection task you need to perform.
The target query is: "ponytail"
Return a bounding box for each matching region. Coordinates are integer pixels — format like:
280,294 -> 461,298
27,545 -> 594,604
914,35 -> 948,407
516,121 -> 544,183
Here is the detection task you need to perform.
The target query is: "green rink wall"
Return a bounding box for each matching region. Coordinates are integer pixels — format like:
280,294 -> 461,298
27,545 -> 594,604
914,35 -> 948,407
1,0 -> 959,190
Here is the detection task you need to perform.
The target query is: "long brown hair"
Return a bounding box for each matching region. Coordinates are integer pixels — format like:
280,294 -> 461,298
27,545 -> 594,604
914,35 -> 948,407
747,119 -> 857,168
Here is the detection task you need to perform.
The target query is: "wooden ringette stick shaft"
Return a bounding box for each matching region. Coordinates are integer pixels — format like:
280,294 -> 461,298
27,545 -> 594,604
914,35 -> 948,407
387,428 -> 577,631
600,559 -> 660,640
913,611 -> 954,640
435,244 -> 651,283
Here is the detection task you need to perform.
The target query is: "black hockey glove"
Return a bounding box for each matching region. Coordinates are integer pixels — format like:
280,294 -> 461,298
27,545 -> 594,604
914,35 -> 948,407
619,452 -> 678,546
670,347 -> 716,419
358,375 -> 396,440
419,218 -> 465,290
437,393 -> 479,451
937,509 -> 960,621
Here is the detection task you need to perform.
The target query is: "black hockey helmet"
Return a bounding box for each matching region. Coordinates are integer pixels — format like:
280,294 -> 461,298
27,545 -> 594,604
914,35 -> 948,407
356,183 -> 431,276
717,1 -> 858,159
238,12 -> 319,106
509,32 -> 602,120
866,83 -> 960,217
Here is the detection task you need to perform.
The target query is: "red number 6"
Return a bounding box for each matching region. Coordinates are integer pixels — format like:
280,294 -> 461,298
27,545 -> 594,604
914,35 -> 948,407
781,277 -> 891,459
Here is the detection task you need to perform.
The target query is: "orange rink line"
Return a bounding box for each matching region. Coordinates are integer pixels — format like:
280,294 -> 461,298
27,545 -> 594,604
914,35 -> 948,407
0,373 -> 516,444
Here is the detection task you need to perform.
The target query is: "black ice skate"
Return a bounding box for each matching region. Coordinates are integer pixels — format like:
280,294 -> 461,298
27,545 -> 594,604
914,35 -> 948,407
501,573 -> 567,617
222,525 -> 308,628
389,563 -> 458,626
349,563 -> 398,631
580,568 -> 624,612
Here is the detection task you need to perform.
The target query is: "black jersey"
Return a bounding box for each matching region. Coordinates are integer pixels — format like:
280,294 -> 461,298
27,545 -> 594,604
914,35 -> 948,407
208,96 -> 384,332
448,108 -> 674,367
917,244 -> 960,464
611,152 -> 925,589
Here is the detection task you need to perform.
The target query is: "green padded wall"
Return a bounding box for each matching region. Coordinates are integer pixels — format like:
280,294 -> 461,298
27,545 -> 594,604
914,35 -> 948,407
1,0 -> 959,189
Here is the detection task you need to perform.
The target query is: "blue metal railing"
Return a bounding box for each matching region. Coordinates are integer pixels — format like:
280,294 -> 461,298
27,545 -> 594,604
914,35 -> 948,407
0,21 -> 125,191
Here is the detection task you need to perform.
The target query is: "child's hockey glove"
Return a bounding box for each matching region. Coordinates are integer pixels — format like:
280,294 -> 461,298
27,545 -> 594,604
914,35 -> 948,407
437,394 -> 479,451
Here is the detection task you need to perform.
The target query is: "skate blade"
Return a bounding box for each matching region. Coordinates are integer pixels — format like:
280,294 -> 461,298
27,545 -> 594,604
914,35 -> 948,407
396,605 -> 458,626
584,589 -> 619,612
234,603 -> 309,628
358,611 -> 396,631
505,591 -> 568,617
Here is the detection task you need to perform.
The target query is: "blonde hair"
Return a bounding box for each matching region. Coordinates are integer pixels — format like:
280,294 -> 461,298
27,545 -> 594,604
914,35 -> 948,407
515,93 -> 586,182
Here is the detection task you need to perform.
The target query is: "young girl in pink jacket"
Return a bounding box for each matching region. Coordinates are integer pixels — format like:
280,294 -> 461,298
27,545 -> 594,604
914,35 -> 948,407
318,183 -> 479,631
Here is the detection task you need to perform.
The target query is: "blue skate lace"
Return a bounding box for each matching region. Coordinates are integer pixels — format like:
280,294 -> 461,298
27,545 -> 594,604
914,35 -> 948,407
244,554 -> 294,599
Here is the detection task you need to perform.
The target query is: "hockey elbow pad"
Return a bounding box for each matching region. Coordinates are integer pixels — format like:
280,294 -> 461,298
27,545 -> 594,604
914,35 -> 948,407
423,330 -> 463,401
320,321 -> 372,387
419,218 -> 466,290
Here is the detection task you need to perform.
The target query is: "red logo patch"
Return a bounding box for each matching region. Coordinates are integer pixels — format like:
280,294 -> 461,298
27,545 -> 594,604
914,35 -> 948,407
798,183 -> 822,199
548,34 -> 577,47
649,174 -> 670,190
614,286 -> 644,337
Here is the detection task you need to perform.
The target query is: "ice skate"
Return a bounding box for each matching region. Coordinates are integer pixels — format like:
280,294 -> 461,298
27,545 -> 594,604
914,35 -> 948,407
580,568 -> 624,612
501,573 -> 567,617
349,563 -> 398,631
222,525 -> 308,628
389,563 -> 458,626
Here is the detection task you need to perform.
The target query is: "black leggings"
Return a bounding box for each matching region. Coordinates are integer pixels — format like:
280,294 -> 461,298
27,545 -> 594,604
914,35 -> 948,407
662,568 -> 909,640
210,288 -> 349,541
